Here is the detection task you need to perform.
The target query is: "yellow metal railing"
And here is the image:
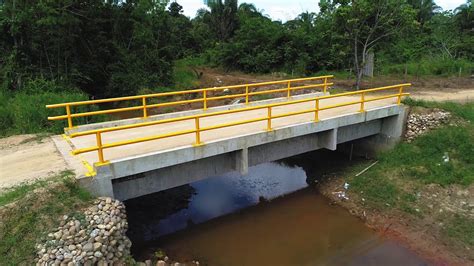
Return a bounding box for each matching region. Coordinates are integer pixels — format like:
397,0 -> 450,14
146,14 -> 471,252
67,83 -> 411,165
46,75 -> 334,129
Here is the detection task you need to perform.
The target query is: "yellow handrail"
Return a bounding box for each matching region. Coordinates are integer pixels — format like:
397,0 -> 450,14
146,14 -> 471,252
46,75 -> 334,129
68,83 -> 411,165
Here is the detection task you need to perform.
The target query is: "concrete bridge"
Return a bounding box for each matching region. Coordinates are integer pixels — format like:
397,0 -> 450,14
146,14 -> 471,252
47,76 -> 411,200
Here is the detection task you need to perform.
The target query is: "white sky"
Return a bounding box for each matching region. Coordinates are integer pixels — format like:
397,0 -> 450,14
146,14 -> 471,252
174,0 -> 467,21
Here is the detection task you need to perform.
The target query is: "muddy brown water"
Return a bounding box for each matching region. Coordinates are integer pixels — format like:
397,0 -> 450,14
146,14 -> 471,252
125,150 -> 427,265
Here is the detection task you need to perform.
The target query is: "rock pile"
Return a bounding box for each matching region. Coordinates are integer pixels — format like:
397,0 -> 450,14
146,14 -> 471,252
35,197 -> 132,265
405,109 -> 451,142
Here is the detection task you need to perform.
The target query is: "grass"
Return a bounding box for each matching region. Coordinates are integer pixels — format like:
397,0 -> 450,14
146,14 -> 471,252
172,57 -> 205,91
444,215 -> 474,247
403,98 -> 474,121
378,57 -> 474,77
0,171 -> 93,265
351,100 -> 474,201
347,100 -> 474,249
0,90 -> 102,136
0,178 -> 50,207
350,123 -> 474,207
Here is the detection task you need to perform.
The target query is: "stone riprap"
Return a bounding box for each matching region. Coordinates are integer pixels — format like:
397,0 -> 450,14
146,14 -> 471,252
405,109 -> 451,142
35,197 -> 132,265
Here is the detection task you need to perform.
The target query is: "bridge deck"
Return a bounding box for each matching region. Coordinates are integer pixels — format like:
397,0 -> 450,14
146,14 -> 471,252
69,95 -> 397,166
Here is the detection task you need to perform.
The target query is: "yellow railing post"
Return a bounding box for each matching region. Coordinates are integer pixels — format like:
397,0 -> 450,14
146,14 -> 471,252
142,97 -> 148,118
96,132 -> 105,163
65,104 -> 73,129
360,92 -> 365,112
245,85 -> 249,105
287,81 -> 291,98
397,86 -> 404,105
323,77 -> 328,93
203,90 -> 207,110
267,106 -> 272,131
195,117 -> 201,145
315,98 -> 320,122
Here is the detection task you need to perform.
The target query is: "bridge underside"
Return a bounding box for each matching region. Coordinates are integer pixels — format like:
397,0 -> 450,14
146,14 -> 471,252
72,104 -> 407,201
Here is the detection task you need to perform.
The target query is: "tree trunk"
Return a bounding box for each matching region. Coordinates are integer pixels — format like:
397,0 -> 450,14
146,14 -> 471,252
353,35 -> 361,90
355,43 -> 369,90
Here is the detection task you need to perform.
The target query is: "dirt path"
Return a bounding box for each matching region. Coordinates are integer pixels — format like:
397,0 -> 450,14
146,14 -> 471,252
408,89 -> 474,102
0,135 -> 68,189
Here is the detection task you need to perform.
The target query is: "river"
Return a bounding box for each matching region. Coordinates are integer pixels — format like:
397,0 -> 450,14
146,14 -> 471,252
124,150 -> 427,265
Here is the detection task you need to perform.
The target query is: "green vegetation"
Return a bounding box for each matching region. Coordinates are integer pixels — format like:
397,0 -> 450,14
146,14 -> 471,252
444,215 -> 474,247
351,101 -> 474,204
0,171 -> 93,265
1,0 -> 472,95
403,98 -> 474,121
173,57 -> 205,91
0,0 -> 472,136
0,79 -> 103,136
348,100 -> 474,247
0,178 -> 50,207
379,57 -> 474,77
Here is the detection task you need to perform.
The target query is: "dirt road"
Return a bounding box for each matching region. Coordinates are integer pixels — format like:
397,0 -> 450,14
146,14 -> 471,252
408,89 -> 474,102
0,135 -> 67,188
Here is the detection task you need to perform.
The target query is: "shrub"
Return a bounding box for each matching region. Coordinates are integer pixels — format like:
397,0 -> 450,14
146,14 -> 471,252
0,79 -> 102,136
379,57 -> 474,76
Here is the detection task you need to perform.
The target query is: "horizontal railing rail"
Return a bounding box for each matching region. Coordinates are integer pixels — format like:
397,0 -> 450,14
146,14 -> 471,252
67,83 -> 411,165
46,75 -> 334,129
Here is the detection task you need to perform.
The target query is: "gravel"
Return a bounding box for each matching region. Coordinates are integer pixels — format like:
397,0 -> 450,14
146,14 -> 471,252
405,109 -> 451,142
35,197 -> 132,265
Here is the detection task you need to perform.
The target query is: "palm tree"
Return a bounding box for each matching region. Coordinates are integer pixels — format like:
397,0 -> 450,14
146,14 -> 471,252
407,0 -> 441,26
204,0 -> 239,41
454,0 -> 473,31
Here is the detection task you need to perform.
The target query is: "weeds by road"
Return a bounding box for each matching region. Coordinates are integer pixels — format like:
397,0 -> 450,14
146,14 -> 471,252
0,171 -> 92,265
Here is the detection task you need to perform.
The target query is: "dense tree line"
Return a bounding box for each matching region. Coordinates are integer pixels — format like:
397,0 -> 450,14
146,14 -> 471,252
0,0 -> 472,97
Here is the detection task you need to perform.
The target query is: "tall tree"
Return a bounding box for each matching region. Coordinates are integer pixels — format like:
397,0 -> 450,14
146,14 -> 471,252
454,0 -> 474,59
205,0 -> 239,41
407,0 -> 440,26
428,12 -> 459,58
334,0 -> 415,89
168,1 -> 183,17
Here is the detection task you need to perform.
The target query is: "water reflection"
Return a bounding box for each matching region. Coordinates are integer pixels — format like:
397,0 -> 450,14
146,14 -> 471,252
127,162 -> 308,240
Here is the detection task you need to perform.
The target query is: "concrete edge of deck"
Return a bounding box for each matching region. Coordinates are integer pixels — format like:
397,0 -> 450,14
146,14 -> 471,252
65,91 -> 327,135
51,135 -> 96,178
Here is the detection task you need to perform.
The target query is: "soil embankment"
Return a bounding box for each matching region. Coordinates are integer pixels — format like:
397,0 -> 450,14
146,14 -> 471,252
319,104 -> 474,265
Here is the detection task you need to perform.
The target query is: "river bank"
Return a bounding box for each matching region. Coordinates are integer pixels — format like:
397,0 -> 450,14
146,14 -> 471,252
319,100 -> 474,265
319,175 -> 472,265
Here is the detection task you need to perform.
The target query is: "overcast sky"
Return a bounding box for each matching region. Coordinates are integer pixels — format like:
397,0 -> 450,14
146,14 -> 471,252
174,0 -> 467,21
